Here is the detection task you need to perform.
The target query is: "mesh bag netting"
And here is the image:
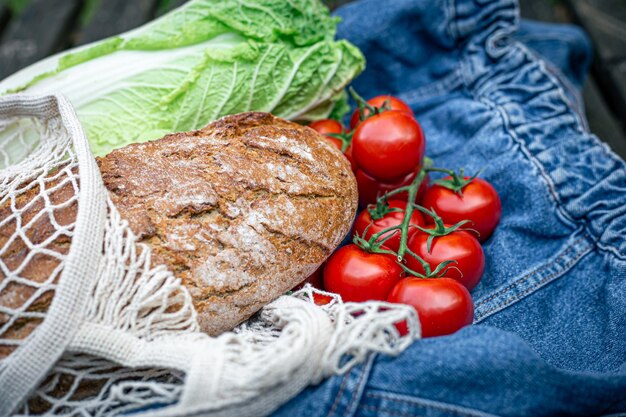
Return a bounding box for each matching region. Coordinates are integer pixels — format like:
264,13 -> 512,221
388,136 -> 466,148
0,94 -> 420,417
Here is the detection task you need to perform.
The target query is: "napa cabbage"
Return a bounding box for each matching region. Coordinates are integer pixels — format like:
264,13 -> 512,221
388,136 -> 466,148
0,0 -> 364,156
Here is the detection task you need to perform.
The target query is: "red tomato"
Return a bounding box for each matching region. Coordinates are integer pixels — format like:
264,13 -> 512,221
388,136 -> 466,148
312,293 -> 334,306
344,144 -> 358,173
394,319 -> 409,337
350,95 -> 414,129
309,119 -> 344,135
353,200 -> 425,252
356,169 -> 429,208
406,228 -> 484,291
292,266 -> 334,305
324,244 -> 404,302
352,111 -> 425,181
387,278 -> 474,338
309,119 -> 345,151
422,177 -> 501,242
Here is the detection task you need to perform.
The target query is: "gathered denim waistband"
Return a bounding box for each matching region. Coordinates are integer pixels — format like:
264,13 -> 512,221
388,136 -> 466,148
457,0 -> 626,261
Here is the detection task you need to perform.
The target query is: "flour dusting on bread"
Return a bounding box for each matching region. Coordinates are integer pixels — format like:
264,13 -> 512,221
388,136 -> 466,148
98,112 -> 357,335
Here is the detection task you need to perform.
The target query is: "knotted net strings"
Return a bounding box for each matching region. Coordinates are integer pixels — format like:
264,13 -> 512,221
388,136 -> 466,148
0,94 -> 420,417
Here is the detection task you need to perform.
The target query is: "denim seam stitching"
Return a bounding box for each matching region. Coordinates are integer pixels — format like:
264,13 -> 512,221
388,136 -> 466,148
456,30 -> 617,315
326,355 -> 374,417
457,37 -> 579,227
519,44 -> 586,135
326,369 -> 350,417
365,391 -> 500,417
476,240 -> 592,320
361,404 -> 430,417
490,83 -> 575,224
474,235 -> 587,309
345,355 -> 374,416
360,405 -> 424,417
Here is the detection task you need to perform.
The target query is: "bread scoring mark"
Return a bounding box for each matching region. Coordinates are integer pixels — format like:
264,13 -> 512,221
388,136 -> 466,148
245,134 -> 314,163
155,186 -> 218,218
164,230 -> 198,252
275,135 -> 314,161
196,205 -> 274,291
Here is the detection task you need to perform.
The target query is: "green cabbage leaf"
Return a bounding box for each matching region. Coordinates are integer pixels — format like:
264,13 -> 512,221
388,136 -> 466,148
0,0 -> 364,156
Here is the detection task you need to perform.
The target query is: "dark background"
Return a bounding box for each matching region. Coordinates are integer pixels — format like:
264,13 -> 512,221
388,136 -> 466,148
0,0 -> 624,157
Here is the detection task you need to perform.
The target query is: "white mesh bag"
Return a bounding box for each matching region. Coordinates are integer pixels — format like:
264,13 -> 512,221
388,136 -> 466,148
0,93 -> 420,417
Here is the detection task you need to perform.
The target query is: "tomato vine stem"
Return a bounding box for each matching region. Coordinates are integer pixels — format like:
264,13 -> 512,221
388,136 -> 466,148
326,130 -> 353,152
352,162 -> 469,279
428,167 -> 481,196
395,169 -> 427,260
412,205 -> 476,252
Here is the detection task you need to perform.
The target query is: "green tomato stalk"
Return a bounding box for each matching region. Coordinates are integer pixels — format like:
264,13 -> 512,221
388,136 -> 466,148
353,163 -> 475,279
412,205 -> 477,254
349,86 -> 394,124
425,167 -> 481,196
325,130 -> 353,152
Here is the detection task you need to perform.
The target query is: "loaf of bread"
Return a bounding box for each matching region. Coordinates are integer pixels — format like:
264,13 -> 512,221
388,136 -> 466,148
99,112 -> 357,335
0,112 -> 357,349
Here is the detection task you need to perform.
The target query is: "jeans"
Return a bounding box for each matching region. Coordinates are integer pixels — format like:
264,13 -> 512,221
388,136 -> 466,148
272,0 -> 626,415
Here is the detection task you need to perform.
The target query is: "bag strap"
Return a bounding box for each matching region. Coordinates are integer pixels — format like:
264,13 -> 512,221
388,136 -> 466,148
0,94 -> 107,416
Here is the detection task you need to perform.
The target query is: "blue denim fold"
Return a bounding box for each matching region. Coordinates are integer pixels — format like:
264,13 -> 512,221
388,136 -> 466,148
272,0 -> 626,415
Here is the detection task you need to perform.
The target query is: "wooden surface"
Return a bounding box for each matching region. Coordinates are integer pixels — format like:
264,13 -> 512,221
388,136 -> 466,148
0,0 -> 81,77
0,0 -> 181,80
566,0 -> 626,123
0,0 -> 624,157
77,0 -> 159,45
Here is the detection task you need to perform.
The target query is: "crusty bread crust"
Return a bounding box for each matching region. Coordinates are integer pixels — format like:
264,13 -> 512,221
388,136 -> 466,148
0,112 -> 357,347
98,112 -> 357,335
0,171 -> 77,358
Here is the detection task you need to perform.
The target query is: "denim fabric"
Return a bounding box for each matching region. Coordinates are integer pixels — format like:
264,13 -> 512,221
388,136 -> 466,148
272,0 -> 626,416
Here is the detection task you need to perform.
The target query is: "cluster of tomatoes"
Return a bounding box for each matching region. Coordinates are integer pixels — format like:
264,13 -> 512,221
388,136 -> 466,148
309,93 -> 427,208
303,92 -> 502,338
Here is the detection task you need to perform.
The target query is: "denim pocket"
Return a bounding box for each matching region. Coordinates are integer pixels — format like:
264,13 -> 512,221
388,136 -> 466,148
473,232 -> 594,322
